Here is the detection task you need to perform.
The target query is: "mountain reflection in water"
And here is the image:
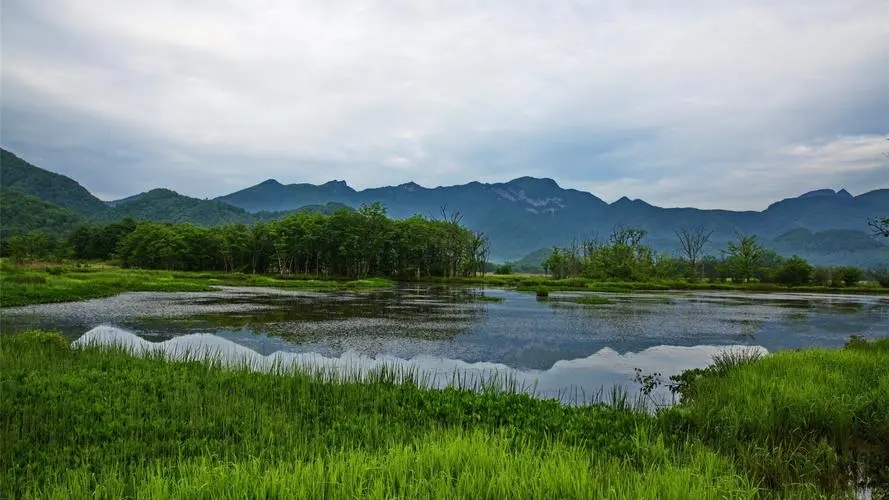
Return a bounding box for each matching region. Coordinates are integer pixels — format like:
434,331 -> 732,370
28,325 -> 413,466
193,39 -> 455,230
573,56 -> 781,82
75,325 -> 766,406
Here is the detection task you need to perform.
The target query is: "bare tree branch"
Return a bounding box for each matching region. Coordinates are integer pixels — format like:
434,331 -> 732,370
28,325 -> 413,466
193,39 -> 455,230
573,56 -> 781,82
870,217 -> 889,238
675,225 -> 712,278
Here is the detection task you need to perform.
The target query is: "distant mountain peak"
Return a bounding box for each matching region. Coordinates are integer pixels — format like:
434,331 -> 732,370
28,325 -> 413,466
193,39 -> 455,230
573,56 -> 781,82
145,188 -> 178,196
258,178 -> 282,187
798,188 -> 853,199
610,196 -> 651,207
322,180 -> 350,189
506,176 -> 561,190
398,181 -> 424,192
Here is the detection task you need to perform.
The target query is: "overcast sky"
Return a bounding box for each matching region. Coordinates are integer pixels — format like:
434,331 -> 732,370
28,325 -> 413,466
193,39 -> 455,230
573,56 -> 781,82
2,0 -> 888,209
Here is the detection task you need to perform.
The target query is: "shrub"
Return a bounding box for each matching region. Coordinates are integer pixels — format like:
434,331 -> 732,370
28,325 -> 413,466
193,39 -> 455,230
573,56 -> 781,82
835,266 -> 864,287
812,267 -> 831,286
868,266 -> 889,288
494,263 -> 513,275
774,256 -> 813,286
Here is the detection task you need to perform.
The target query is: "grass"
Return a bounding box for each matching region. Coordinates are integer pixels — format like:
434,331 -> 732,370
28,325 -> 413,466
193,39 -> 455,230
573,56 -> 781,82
473,294 -> 506,303
565,295 -> 614,305
665,337 -> 889,494
27,431 -> 759,500
3,330 -> 886,498
440,275 -> 887,295
0,330 -> 760,499
0,261 -> 394,307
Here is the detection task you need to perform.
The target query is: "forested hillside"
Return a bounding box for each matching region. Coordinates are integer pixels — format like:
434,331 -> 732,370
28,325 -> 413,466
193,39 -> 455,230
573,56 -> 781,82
104,189 -> 256,226
770,228 -> 889,267
0,149 -> 109,216
0,188 -> 86,241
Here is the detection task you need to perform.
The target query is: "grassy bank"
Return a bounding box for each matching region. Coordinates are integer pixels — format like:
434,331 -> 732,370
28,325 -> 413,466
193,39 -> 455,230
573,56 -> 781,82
0,262 -> 394,307
2,331 -> 886,498
3,261 -> 883,309
665,337 -> 889,492
434,274 -> 887,295
1,331 -> 754,499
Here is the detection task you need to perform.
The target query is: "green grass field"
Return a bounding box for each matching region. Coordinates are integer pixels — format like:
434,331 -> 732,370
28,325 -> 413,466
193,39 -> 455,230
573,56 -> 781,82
665,337 -> 889,492
3,330 -> 887,498
0,261 -> 394,307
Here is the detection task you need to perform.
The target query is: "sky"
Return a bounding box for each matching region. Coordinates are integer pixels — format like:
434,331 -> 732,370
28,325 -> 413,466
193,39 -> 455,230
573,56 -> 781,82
2,0 -> 888,210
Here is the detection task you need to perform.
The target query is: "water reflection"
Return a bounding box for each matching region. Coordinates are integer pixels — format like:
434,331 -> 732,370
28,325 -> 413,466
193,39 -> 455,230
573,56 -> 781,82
74,325 -> 767,406
2,287 -> 887,372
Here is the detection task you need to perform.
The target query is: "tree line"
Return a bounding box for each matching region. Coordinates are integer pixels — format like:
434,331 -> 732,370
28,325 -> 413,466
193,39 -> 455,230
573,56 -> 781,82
4,203 -> 492,279
3,205 -> 886,286
542,225 -> 887,287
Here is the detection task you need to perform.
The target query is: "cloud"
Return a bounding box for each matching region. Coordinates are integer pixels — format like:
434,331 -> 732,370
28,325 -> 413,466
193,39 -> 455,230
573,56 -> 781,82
2,0 -> 887,208
583,135 -> 889,209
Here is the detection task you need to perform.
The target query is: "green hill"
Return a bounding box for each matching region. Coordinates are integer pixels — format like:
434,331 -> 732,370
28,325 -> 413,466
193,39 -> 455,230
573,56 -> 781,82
107,191 -> 350,226
256,202 -> 354,219
510,247 -> 550,273
0,149 -> 353,230
0,148 -> 109,217
106,189 -> 255,226
0,188 -> 87,240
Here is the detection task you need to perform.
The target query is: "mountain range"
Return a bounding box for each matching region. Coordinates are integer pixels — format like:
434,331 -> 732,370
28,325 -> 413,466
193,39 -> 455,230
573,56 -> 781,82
1,147 -> 887,267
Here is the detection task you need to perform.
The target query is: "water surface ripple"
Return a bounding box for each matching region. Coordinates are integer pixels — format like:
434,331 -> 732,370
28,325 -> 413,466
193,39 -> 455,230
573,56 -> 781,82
3,286 -> 887,402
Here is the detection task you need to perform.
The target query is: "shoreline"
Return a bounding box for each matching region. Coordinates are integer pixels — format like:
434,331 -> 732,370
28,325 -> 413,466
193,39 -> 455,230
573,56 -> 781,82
2,262 -> 886,308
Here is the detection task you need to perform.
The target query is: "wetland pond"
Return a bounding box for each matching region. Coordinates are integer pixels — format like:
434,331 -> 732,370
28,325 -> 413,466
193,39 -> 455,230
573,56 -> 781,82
3,285 -> 888,405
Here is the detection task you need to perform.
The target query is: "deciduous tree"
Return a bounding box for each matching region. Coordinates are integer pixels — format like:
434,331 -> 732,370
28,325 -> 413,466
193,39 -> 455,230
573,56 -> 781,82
675,226 -> 712,279
723,232 -> 764,283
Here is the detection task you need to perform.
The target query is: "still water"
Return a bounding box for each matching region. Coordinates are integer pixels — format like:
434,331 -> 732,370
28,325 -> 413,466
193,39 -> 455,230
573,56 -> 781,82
3,285 -> 888,404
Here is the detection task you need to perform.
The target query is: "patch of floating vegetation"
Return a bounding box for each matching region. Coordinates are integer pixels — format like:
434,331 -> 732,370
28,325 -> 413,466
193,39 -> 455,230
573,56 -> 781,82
569,295 -> 613,306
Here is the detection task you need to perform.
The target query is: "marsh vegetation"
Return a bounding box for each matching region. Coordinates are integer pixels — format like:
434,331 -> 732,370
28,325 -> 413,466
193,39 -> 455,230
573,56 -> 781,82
2,330 -> 886,498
